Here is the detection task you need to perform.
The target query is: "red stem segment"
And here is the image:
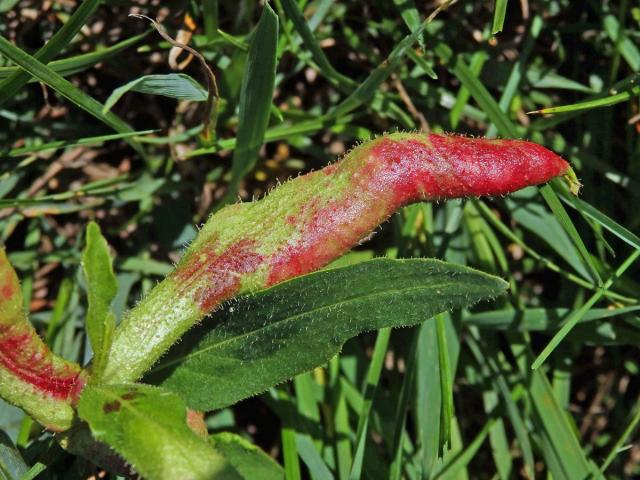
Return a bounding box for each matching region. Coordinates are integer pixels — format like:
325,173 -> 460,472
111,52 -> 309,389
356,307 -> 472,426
0,249 -> 85,431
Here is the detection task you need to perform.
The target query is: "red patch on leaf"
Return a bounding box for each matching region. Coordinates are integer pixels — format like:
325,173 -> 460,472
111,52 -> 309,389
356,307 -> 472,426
0,325 -> 85,400
174,239 -> 264,313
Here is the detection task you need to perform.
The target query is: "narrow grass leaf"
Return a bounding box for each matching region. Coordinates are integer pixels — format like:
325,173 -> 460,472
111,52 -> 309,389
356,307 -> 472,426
349,328 -> 391,480
554,180 -> 640,250
296,434 -> 334,480
392,0 -> 425,49
603,12 -> 640,71
436,313 -> 453,448
7,130 -> 155,158
103,74 -> 208,113
328,3 -> 449,120
0,32 -> 149,80
148,258 -> 508,411
433,419 -> 494,480
466,332 -> 535,478
504,189 -> 593,283
539,184 -> 602,285
528,84 -> 640,115
528,368 -> 592,479
491,0 -> 509,34
222,4 -> 278,203
435,43 -> 518,138
0,35 -> 143,156
389,330 -> 419,480
450,52 -> 488,129
600,402 -> 640,473
280,0 -> 355,88
416,318 -> 442,477
0,0 -> 102,105
486,15 -> 542,137
0,430 -> 28,480
465,306 -> 640,330
532,249 -> 640,369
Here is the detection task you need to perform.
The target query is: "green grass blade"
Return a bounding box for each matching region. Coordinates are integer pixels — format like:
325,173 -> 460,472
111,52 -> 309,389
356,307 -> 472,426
554,181 -> 640,250
416,315 -> 442,478
6,130 -> 155,158
433,419 -> 494,480
539,184 -> 602,285
529,84 -> 640,115
435,43 -> 518,137
0,32 -> 149,80
491,0 -> 509,34
328,5 -> 448,120
389,330 -> 419,480
202,0 -> 219,40
0,0 -> 102,105
0,35 -> 143,156
277,388 -> 302,480
600,401 -> 640,473
392,0 -> 425,49
450,52 -> 488,129
222,4 -> 278,203
280,0 -> 355,88
532,249 -> 640,369
349,328 -> 391,480
486,15 -> 543,137
435,314 -> 453,448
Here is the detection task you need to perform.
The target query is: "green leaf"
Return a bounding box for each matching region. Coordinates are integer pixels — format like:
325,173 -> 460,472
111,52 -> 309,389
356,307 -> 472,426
465,306 -> 640,330
0,32 -> 149,81
77,384 -> 241,480
280,0 -> 356,89
491,0 -> 509,34
0,430 -> 28,480
554,180 -> 640,251
103,74 -> 208,114
148,258 -> 508,411
209,432 -> 283,480
223,4 -> 279,203
0,0 -> 101,106
82,222 -> 118,380
7,130 -> 155,158
0,34 -> 143,157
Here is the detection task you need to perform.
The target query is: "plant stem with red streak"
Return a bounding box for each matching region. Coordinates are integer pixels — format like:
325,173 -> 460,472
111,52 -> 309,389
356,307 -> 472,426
0,249 -> 85,431
102,132 -> 569,385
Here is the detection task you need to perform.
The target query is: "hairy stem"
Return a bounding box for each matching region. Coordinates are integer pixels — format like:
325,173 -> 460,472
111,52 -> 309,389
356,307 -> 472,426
0,249 -> 85,430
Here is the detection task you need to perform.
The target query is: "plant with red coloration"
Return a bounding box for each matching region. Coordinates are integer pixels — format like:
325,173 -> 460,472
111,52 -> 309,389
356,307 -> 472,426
0,132 -> 569,479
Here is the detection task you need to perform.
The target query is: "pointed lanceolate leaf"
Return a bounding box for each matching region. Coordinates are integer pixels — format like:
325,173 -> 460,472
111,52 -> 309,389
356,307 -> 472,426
82,222 -> 117,380
77,384 -> 241,480
102,73 -> 208,114
147,258 -> 508,411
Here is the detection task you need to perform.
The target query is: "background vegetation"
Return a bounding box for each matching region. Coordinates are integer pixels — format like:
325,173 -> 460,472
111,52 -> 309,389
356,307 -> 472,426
0,0 -> 639,478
